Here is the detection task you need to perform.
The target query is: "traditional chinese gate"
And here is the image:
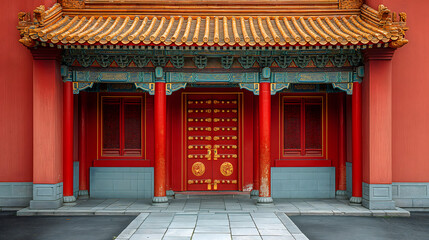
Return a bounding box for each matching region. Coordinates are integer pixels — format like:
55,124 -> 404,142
184,93 -> 242,191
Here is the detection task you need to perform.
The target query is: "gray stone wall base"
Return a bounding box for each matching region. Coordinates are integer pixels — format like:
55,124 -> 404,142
271,167 -> 335,198
0,182 -> 33,207
392,182 -> 429,208
30,199 -> 62,209
0,198 -> 32,207
31,183 -> 63,209
362,198 -> 395,210
90,167 -> 154,199
362,182 -> 396,210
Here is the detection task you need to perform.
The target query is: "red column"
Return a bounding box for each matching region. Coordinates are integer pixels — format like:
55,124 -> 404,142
153,81 -> 168,204
78,92 -> 88,197
351,82 -> 362,203
258,82 -> 273,203
336,93 -> 347,198
63,80 -> 75,203
251,95 -> 260,197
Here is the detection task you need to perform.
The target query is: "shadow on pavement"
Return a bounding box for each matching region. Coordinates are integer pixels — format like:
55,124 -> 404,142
0,211 -> 134,240
291,212 -> 429,240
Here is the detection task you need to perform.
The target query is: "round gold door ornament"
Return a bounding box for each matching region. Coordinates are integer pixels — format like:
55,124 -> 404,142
192,162 -> 205,177
220,162 -> 233,176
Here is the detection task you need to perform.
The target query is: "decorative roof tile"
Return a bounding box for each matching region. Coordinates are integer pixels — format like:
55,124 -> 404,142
18,3 -> 408,49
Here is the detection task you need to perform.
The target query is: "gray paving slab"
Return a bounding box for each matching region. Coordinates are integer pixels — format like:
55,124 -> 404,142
164,228 -> 194,237
192,233 -> 232,240
134,228 -> 167,234
230,221 -> 256,228
261,236 -> 295,240
258,229 -> 293,236
194,225 -> 231,233
232,236 -> 263,240
231,227 -> 260,236
129,233 -> 164,240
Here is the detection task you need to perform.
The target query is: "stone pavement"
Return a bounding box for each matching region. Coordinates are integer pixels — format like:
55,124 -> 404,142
14,196 -> 411,240
116,212 -> 307,240
17,195 -> 410,217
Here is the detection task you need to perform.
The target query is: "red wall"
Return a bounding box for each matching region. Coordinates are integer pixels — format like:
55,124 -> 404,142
0,0 -> 56,182
366,0 -> 429,182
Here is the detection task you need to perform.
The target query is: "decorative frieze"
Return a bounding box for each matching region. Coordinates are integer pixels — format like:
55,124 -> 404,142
62,49 -> 363,70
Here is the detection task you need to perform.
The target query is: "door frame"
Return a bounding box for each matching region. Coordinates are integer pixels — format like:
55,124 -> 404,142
181,92 -> 244,191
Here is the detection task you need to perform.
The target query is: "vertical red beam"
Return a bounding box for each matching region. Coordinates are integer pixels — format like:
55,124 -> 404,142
78,92 -> 88,197
258,82 -> 273,203
336,93 -> 347,198
153,81 -> 168,204
351,82 -> 362,203
251,95 -> 260,197
63,81 -> 75,203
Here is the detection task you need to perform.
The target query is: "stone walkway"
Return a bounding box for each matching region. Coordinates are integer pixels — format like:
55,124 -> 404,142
116,212 -> 306,240
17,196 -> 410,217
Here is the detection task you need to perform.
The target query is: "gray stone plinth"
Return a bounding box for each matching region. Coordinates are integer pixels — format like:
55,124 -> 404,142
362,182 -> 396,210
250,190 -> 259,196
350,196 -> 362,204
166,190 -> 175,196
30,183 -> 63,209
78,190 -> 88,196
257,196 -> 273,204
64,195 -> 76,203
336,190 -> 348,200
152,196 -> 169,206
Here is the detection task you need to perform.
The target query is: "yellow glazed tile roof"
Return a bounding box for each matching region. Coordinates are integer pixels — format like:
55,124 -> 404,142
18,3 -> 408,49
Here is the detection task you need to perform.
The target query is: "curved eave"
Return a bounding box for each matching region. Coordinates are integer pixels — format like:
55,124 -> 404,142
18,3 -> 409,49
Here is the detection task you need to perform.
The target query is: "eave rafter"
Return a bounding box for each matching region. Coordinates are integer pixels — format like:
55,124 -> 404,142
17,1 -> 408,49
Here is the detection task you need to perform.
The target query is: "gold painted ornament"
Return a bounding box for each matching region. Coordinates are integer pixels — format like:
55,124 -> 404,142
220,162 -> 233,176
192,162 -> 205,176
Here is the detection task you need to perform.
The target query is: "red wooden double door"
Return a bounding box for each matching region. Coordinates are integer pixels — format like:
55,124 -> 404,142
185,93 -> 241,191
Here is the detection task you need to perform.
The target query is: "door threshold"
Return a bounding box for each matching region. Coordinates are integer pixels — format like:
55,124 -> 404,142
174,191 -> 250,199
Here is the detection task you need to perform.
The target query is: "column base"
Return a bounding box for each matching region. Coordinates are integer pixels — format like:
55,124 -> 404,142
336,190 -> 348,200
257,196 -> 274,205
152,196 -> 169,206
78,190 -> 89,196
349,196 -> 362,205
166,190 -> 175,196
78,190 -> 89,199
63,195 -> 76,204
250,190 -> 259,196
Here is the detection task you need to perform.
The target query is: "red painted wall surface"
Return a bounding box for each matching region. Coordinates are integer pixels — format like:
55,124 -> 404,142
0,0 -> 56,182
366,0 -> 429,182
